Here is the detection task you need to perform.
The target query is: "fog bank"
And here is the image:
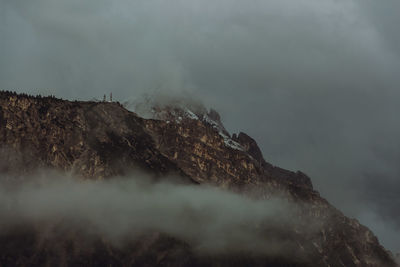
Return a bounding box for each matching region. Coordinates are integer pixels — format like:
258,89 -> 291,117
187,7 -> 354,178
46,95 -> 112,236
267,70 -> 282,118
0,172 -> 312,255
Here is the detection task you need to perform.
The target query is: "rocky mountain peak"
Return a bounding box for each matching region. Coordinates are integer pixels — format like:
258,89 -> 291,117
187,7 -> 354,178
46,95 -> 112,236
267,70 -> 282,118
0,91 -> 397,267
130,97 -> 247,153
232,132 -> 264,163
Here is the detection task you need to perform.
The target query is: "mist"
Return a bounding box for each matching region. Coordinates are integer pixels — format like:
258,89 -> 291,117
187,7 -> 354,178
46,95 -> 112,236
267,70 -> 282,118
0,171 -> 314,256
1,0 -> 399,252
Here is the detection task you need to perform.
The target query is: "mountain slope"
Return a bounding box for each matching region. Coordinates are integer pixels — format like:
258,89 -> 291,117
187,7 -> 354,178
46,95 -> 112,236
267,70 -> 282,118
0,91 -> 397,267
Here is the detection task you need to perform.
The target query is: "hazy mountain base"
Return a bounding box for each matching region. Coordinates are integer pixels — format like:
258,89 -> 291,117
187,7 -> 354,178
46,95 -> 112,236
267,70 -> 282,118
0,91 -> 397,266
0,171 -> 320,266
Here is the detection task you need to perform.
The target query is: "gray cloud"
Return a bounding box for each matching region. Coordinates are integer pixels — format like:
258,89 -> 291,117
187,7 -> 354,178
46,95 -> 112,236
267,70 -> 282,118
0,171 -> 312,256
0,0 -> 399,252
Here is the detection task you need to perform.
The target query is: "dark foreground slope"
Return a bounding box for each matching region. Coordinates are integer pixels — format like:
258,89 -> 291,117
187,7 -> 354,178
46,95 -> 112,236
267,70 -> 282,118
0,91 -> 397,267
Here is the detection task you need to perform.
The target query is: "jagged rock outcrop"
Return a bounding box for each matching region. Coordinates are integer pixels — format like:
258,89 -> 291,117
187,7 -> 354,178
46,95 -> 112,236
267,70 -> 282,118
0,91 -> 397,267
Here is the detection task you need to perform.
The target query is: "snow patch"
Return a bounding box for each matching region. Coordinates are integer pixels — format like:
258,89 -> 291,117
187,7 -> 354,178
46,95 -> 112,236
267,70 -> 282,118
202,114 -> 244,151
184,108 -> 199,120
219,132 -> 245,151
145,103 -> 245,152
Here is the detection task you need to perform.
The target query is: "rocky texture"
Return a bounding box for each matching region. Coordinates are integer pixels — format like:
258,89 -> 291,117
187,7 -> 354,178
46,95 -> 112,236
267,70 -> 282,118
0,91 -> 397,267
0,92 -> 184,179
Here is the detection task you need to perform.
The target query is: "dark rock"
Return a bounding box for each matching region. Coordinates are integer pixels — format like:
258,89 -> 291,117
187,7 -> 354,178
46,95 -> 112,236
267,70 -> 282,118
0,91 -> 397,267
232,132 -> 264,163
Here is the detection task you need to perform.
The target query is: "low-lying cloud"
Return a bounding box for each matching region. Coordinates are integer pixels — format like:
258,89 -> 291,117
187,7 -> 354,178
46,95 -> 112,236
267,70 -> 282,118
0,171 -> 311,256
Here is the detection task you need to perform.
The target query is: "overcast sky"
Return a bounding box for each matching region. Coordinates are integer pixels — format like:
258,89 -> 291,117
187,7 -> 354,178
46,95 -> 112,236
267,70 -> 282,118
1,0 -> 399,252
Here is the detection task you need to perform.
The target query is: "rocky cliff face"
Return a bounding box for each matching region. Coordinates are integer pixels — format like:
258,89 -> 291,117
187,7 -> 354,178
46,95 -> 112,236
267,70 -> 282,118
0,91 -> 397,267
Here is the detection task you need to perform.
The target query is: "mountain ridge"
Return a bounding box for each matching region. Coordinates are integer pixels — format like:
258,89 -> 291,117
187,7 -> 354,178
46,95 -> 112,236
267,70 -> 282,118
0,90 -> 397,266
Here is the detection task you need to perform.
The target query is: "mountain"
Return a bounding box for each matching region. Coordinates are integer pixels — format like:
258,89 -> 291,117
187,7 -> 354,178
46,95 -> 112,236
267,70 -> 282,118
0,91 -> 397,267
